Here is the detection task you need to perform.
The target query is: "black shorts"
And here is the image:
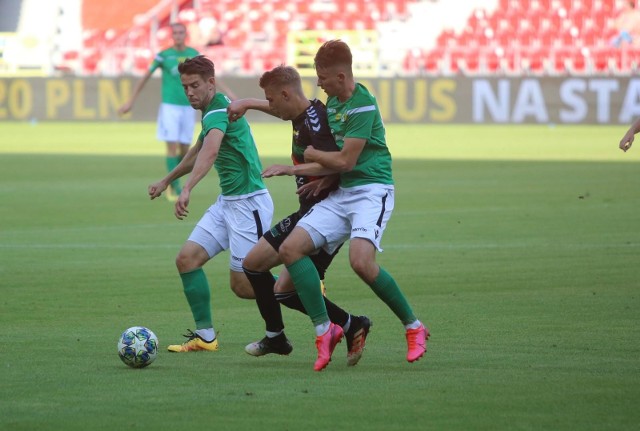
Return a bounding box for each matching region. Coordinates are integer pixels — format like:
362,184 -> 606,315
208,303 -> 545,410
263,210 -> 342,280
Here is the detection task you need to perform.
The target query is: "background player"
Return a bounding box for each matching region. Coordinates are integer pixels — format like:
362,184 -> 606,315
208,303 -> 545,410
119,22 -> 199,200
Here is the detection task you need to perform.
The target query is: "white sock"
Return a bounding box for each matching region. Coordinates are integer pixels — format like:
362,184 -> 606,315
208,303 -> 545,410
315,321 -> 331,337
196,328 -> 216,342
342,315 -> 352,333
405,320 -> 422,330
266,330 -> 283,338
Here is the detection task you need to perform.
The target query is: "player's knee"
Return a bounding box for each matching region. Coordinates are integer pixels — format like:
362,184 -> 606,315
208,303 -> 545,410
350,256 -> 376,283
230,280 -> 255,299
175,251 -> 193,273
278,241 -> 296,265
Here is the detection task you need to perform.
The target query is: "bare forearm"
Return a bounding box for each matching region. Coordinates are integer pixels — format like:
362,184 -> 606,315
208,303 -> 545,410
292,162 -> 338,176
182,150 -> 216,192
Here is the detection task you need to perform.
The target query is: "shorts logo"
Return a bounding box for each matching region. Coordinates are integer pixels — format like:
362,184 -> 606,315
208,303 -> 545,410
374,228 -> 380,240
231,255 -> 243,262
279,217 -> 292,231
352,227 -> 368,233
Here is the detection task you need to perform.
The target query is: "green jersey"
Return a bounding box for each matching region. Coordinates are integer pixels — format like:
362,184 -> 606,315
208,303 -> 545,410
326,83 -> 394,188
150,46 -> 199,105
197,92 -> 266,197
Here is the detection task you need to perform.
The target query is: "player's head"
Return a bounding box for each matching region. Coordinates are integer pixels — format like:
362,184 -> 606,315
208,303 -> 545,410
171,23 -> 187,47
178,55 -> 216,110
313,39 -> 353,97
259,65 -> 306,120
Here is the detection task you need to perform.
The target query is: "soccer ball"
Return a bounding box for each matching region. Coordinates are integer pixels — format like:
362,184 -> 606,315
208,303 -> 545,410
117,326 -> 159,368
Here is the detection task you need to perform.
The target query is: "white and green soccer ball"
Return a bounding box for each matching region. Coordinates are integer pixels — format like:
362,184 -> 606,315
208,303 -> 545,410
117,326 -> 159,368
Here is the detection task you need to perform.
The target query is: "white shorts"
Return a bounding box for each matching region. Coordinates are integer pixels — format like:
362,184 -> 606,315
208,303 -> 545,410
297,184 -> 395,255
156,103 -> 197,145
187,191 -> 274,272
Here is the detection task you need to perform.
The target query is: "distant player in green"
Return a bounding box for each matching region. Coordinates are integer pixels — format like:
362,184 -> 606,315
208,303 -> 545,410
119,22 -> 199,200
278,40 -> 429,371
148,55 -> 273,352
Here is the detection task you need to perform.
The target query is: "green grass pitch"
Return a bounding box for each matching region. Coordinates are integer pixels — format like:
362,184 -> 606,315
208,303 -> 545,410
1,122 -> 639,430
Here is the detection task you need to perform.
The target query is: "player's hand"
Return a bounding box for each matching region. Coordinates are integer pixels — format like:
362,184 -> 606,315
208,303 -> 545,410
303,145 -> 318,162
174,190 -> 191,220
148,181 -> 167,200
118,102 -> 133,115
227,101 -> 248,122
298,175 -> 339,198
262,164 -> 293,177
619,134 -> 634,152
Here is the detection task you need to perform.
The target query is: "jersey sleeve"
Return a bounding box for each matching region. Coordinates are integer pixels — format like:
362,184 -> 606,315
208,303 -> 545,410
201,107 -> 229,138
149,52 -> 163,73
344,103 -> 377,140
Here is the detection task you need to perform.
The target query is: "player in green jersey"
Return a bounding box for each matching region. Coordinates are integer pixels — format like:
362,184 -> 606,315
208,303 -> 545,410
148,55 -> 274,353
119,22 -> 199,200
278,40 -> 430,371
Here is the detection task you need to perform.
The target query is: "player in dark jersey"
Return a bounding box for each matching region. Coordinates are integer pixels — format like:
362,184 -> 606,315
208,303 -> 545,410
228,65 -> 371,367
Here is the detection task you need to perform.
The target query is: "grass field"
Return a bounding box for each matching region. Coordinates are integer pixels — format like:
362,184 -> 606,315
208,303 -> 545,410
1,122 -> 639,430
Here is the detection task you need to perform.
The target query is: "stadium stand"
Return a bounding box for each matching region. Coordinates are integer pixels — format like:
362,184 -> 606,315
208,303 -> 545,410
44,0 -> 640,77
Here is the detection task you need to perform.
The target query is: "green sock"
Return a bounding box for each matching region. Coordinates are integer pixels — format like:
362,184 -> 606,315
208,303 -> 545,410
369,266 -> 417,325
180,268 -> 213,330
166,156 -> 181,193
286,257 -> 329,326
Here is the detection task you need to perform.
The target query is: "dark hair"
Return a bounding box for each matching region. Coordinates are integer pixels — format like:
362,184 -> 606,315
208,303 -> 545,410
314,39 -> 352,70
178,55 -> 215,79
259,64 -> 301,89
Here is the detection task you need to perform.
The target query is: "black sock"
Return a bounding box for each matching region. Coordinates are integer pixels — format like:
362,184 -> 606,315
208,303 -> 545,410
243,268 -> 284,333
276,290 -> 350,327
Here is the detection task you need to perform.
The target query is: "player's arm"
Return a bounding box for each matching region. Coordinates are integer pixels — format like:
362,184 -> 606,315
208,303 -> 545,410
262,162 -> 337,178
619,117 -> 640,152
148,139 -> 202,199
304,137 -> 365,173
174,130 -> 223,219
227,98 -> 275,121
118,69 -> 153,114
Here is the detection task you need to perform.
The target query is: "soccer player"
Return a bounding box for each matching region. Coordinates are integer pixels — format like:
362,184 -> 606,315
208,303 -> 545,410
619,116 -> 640,152
227,65 -> 371,366
119,22 -> 199,200
148,55 -> 273,352
277,40 -> 430,371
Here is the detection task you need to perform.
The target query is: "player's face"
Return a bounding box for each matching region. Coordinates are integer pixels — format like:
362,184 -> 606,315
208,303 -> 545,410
315,65 -> 341,97
172,25 -> 187,46
264,85 -> 294,120
181,74 -> 214,110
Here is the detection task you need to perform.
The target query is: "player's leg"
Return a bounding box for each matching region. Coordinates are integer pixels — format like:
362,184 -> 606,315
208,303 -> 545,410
242,228 -> 292,356
226,192 -> 273,299
280,197 -> 350,370
347,185 -> 429,362
168,200 -> 229,352
168,239 -> 221,352
274,265 -> 372,366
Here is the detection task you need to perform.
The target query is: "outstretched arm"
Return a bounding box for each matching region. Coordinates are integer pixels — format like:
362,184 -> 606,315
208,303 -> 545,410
619,117 -> 640,152
119,69 -> 153,114
174,129 -> 223,219
148,139 -> 201,199
227,98 -> 276,121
